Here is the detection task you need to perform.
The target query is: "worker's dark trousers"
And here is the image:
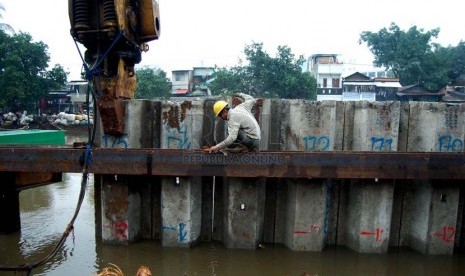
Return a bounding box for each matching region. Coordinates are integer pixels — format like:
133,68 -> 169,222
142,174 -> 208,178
228,129 -> 259,151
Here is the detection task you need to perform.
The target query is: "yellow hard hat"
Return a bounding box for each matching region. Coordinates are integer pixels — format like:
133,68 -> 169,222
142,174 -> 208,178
213,100 -> 228,117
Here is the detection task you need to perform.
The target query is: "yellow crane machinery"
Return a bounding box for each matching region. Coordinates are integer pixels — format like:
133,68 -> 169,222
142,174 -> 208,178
68,0 -> 160,136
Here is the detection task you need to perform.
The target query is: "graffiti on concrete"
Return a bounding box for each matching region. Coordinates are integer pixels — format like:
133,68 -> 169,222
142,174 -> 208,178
303,135 -> 330,151
433,226 -> 455,243
370,137 -> 392,151
163,223 -> 188,243
102,133 -> 128,148
438,135 -> 463,152
166,124 -> 191,149
114,220 -> 128,240
360,228 -> 384,243
161,101 -> 193,149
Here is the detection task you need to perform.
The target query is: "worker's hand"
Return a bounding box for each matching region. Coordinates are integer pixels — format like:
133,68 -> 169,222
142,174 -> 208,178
209,145 -> 219,153
202,145 -> 219,153
201,146 -> 210,153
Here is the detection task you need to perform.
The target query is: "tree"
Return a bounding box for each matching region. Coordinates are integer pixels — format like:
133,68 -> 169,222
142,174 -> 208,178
208,63 -> 251,96
446,41 -> 465,82
134,66 -> 171,99
0,30 -> 68,111
46,64 -> 69,90
0,3 -> 14,34
359,22 -> 454,90
209,42 -> 317,99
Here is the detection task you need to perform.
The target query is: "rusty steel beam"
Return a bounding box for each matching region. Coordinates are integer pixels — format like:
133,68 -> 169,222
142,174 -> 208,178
0,147 -> 464,179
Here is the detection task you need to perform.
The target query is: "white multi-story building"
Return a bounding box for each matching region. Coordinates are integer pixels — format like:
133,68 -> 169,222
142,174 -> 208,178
307,54 -> 344,101
308,54 -> 399,101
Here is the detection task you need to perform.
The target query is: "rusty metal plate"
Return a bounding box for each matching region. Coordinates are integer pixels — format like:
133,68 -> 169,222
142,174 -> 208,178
0,147 -> 464,180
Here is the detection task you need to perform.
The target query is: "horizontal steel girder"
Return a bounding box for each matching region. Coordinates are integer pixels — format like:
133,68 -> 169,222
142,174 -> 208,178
0,147 -> 464,179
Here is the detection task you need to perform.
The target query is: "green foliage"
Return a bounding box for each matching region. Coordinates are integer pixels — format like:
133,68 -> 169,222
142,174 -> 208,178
0,4 -> 14,34
0,30 -> 68,111
447,41 -> 465,81
209,42 -> 316,99
46,64 -> 69,90
359,22 -> 460,90
134,66 -> 171,99
208,64 -> 250,95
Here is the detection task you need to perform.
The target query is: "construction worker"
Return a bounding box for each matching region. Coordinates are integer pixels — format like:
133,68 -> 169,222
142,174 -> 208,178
203,93 -> 261,154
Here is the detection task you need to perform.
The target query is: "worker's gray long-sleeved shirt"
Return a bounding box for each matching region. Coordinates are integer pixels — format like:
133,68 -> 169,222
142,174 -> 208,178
216,93 -> 261,149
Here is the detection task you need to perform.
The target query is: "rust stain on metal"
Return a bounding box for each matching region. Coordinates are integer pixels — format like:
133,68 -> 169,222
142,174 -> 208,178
15,172 -> 58,186
3,148 -> 465,180
93,58 -> 136,136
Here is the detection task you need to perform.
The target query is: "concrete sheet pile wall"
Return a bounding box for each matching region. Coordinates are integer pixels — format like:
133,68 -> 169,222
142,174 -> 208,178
342,101 -> 399,253
270,100 -> 343,251
93,99 -> 465,255
98,100 -> 158,243
395,102 -> 465,254
284,179 -> 329,251
406,102 -> 465,152
271,100 -> 343,151
344,101 -> 400,152
223,177 -> 266,249
160,100 -> 204,247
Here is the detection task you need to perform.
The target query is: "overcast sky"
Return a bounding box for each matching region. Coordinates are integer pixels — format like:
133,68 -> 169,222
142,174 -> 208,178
3,0 -> 465,80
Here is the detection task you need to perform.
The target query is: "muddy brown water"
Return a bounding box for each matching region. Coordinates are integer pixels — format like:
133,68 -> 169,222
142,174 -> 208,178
1,134 -> 465,275
1,174 -> 465,276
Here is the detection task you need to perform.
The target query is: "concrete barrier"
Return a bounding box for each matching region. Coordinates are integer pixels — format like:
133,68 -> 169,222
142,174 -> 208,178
98,100 -> 158,243
160,99 -> 204,247
394,102 -> 465,254
90,99 -> 465,255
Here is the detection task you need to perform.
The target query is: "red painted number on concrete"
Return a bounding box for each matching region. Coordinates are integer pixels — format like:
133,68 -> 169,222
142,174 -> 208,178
115,220 -> 128,240
360,228 -> 384,243
434,226 -> 455,243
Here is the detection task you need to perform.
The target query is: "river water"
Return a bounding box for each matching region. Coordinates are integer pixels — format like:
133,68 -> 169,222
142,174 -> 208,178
1,174 -> 465,276
1,132 -> 465,275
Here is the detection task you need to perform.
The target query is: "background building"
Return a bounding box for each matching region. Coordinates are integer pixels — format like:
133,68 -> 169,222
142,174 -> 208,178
307,54 -> 344,101
170,67 -> 214,97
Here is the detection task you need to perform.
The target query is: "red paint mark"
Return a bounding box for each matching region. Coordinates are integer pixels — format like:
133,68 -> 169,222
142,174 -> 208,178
294,224 -> 321,235
434,226 -> 455,243
311,224 -> 320,232
360,228 -> 384,243
375,228 -> 384,242
115,220 -> 128,240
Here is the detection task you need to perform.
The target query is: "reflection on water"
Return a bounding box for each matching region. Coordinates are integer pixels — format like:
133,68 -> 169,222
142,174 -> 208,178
1,173 -> 465,276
